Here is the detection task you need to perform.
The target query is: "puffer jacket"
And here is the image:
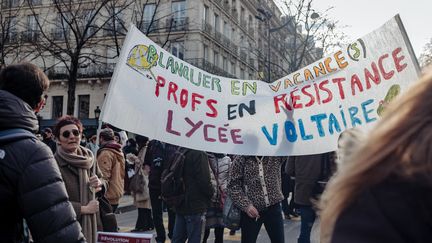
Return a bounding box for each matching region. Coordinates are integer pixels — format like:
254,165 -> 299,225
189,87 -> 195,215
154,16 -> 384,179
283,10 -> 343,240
227,156 -> 285,212
0,90 -> 85,242
97,142 -> 125,205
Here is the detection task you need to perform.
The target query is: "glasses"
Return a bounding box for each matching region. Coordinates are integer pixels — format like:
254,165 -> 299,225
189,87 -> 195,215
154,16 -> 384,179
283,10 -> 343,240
62,129 -> 80,138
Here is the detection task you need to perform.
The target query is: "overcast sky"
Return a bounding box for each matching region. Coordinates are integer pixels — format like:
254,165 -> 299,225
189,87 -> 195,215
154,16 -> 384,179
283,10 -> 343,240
312,0 -> 432,59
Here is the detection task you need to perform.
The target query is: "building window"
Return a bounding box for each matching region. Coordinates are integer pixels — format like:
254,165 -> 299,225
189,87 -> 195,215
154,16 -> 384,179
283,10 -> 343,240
214,51 -> 219,67
52,96 -> 63,119
214,13 -> 219,32
203,5 -> 209,24
223,57 -> 228,71
240,68 -> 245,79
171,1 -> 186,30
5,17 -> 17,43
172,1 -> 186,19
223,21 -> 229,37
2,0 -> 19,8
240,7 -> 245,22
78,95 -> 90,119
203,45 -> 209,61
29,0 -> 41,5
171,42 -> 184,60
231,62 -> 236,76
139,3 -> 157,32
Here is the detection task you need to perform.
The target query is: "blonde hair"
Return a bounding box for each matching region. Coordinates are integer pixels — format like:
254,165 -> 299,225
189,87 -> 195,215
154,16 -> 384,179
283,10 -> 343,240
319,70 -> 432,242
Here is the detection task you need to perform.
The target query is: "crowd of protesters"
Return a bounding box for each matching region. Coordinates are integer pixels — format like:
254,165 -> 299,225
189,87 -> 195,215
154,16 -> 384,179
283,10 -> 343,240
1,61 -> 431,243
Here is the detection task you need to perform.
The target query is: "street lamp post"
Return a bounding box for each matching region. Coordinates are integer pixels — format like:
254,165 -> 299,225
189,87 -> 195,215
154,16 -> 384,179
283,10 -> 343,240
94,106 -> 101,127
256,8 -> 272,83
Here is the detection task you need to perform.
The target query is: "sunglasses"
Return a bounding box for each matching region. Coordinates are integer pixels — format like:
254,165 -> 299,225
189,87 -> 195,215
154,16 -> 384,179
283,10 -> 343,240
62,129 -> 80,138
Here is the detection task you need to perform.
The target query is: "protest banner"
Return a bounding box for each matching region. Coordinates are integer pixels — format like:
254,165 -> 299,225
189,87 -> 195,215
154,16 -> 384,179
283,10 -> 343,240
97,232 -> 152,243
100,15 -> 419,156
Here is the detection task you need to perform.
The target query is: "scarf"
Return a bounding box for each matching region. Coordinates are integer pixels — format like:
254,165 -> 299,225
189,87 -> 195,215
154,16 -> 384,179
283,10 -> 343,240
56,145 -> 97,243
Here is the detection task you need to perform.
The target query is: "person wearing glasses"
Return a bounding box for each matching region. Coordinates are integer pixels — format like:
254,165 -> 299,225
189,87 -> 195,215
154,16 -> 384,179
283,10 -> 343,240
54,115 -> 105,243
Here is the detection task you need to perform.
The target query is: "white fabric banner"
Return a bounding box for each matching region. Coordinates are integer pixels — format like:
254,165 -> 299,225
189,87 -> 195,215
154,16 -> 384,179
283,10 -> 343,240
101,15 -> 419,156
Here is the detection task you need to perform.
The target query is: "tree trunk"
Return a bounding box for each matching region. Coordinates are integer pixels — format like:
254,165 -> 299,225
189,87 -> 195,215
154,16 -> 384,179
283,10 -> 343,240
66,60 -> 79,115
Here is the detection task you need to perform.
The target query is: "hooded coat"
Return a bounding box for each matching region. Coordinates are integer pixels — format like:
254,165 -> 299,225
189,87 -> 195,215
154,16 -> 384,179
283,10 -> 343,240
97,141 -> 125,205
0,90 -> 85,242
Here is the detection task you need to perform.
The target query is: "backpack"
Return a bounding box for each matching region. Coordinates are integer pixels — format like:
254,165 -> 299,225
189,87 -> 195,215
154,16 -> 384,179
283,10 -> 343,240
160,146 -> 188,207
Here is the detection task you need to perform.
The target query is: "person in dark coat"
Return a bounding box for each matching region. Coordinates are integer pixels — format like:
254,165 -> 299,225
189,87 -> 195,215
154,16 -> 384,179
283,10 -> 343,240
172,148 -> 214,243
0,63 -> 85,242
287,153 -> 334,243
144,140 -> 177,243
42,127 -> 57,153
320,70 -> 432,243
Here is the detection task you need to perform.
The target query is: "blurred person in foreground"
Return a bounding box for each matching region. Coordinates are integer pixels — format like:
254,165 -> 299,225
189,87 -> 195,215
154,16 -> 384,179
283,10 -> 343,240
287,153 -> 335,243
54,116 -> 105,243
0,63 -> 85,242
320,70 -> 432,243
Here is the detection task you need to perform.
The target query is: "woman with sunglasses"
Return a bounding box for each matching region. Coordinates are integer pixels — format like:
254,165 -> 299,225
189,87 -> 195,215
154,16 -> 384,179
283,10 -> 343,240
53,115 -> 105,243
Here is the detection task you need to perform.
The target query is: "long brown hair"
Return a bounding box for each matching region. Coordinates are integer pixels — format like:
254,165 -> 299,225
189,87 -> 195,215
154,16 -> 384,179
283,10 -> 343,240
319,70 -> 432,242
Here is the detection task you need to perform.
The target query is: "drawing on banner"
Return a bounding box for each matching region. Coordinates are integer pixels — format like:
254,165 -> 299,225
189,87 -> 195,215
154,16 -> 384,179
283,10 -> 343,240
127,44 -> 159,80
377,84 -> 401,117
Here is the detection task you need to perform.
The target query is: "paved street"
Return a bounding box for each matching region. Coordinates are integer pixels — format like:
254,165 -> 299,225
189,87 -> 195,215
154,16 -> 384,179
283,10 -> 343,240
116,209 -> 320,243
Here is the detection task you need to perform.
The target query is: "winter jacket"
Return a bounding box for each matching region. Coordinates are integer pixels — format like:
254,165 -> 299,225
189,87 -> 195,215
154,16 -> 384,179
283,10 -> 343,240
175,149 -> 214,215
227,156 -> 285,212
286,152 -> 335,206
97,142 -> 125,205
42,137 -> 57,153
331,175 -> 432,243
212,155 -> 231,193
0,90 -> 85,242
144,141 -> 177,193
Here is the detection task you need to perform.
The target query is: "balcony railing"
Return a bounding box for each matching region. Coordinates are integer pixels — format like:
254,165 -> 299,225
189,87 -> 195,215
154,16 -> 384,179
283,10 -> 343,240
222,36 -> 230,48
249,58 -> 254,67
47,63 -> 116,80
5,32 -> 18,44
248,25 -> 254,36
167,17 -> 189,31
240,50 -> 247,62
215,31 -> 222,44
52,29 -> 70,41
21,31 -> 39,43
138,20 -> 159,34
203,21 -> 213,35
185,58 -> 235,78
28,0 -> 42,6
230,43 -> 238,55
2,0 -> 20,8
104,26 -> 127,36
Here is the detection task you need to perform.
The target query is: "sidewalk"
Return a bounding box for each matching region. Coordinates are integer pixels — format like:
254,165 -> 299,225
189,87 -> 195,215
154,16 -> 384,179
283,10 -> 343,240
116,194 -> 135,214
